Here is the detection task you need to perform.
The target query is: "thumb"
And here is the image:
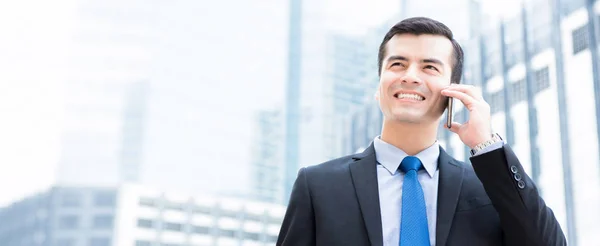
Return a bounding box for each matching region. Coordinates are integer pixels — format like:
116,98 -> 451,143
444,122 -> 462,134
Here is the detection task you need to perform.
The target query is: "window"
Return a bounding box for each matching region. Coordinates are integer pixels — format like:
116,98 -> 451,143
510,79 -> 527,105
245,213 -> 262,222
572,24 -> 589,54
505,42 -> 524,68
220,209 -> 238,218
244,232 -> 261,241
268,216 -> 282,224
135,240 -> 151,246
94,191 -> 116,207
55,238 -> 75,246
163,222 -> 183,232
268,235 -> 278,242
527,1 -> 552,55
534,67 -> 551,92
137,219 -> 154,229
59,215 -> 79,229
89,237 -> 111,246
561,0 -> 585,15
193,225 -> 210,234
164,202 -> 185,212
60,192 -> 82,207
529,27 -> 553,55
484,58 -> 500,79
93,215 -> 113,229
490,91 -> 505,114
139,197 -> 156,207
219,229 -> 236,238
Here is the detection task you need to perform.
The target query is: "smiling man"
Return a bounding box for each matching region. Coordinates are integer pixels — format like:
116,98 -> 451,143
276,17 -> 566,246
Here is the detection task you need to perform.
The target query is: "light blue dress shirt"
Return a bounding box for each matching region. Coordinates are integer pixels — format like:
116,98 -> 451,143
373,136 -> 503,246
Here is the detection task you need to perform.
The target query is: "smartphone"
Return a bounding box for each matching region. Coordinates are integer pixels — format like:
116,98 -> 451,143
446,96 -> 454,128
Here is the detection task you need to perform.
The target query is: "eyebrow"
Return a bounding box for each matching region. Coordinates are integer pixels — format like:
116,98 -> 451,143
387,56 -> 445,66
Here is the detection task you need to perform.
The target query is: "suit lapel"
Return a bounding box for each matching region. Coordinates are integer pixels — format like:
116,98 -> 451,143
435,146 -> 465,246
349,143 -> 383,246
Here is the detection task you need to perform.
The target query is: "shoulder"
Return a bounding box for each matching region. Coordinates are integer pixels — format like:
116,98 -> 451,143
299,144 -> 377,186
302,153 -> 359,176
297,145 -> 377,183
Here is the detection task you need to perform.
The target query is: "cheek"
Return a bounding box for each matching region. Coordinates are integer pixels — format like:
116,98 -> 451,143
379,73 -> 397,97
426,78 -> 449,94
425,82 -> 447,107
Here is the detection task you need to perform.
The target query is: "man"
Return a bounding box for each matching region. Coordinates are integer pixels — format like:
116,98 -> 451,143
276,17 -> 566,246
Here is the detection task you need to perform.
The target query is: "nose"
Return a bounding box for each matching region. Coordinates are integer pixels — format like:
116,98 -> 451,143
400,65 -> 423,84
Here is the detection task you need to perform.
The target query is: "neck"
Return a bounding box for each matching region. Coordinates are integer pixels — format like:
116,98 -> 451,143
380,119 -> 439,156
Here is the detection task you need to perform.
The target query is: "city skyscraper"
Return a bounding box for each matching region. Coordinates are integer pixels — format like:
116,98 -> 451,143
283,0 -> 372,202
250,109 -> 285,204
48,0 -> 290,200
283,0 -> 303,204
327,33 -> 371,158
55,0 -> 156,187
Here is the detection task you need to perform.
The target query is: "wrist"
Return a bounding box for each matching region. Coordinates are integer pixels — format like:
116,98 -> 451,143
469,134 -> 493,149
470,133 -> 503,155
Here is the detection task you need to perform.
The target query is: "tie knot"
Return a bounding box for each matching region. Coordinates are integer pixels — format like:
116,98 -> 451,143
400,156 -> 423,173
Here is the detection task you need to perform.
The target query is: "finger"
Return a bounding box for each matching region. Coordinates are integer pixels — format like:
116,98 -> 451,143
441,90 -> 477,110
446,84 -> 483,100
445,84 -> 483,100
444,122 -> 463,133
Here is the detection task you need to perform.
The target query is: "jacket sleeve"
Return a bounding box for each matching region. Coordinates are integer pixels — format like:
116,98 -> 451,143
276,167 -> 316,246
469,145 -> 567,246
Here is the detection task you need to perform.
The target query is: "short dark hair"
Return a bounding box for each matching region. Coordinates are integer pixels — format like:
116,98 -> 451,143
377,17 -> 464,84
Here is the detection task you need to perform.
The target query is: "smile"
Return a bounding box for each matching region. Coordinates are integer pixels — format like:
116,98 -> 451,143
394,93 -> 425,101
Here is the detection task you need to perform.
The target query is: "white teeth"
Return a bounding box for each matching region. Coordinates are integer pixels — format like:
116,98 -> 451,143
395,93 -> 424,101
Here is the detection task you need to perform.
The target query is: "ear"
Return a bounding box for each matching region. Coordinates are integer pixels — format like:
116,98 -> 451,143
374,88 -> 380,101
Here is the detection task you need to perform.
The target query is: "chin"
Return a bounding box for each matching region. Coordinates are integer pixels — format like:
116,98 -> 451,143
393,117 -> 424,124
389,112 -> 426,124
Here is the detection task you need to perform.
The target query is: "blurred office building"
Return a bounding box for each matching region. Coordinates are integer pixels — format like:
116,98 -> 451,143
55,0 -> 156,187
250,109 -> 285,204
295,28 -> 371,173
324,33 -> 372,159
344,0 -> 600,245
0,184 -> 285,246
283,0 -> 373,202
283,31 -> 371,202
45,0 -> 289,202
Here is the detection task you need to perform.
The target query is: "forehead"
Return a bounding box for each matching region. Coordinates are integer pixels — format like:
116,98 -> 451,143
385,34 -> 454,65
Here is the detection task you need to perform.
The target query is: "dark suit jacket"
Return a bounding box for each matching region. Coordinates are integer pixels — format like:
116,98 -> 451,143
276,143 -> 566,246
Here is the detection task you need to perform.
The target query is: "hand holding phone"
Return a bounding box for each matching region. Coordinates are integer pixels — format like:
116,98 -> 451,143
441,84 -> 494,149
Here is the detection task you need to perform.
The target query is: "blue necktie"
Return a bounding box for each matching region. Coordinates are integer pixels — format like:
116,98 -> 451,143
399,156 -> 430,246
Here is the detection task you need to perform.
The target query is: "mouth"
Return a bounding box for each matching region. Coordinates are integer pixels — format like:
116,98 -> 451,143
393,92 -> 425,101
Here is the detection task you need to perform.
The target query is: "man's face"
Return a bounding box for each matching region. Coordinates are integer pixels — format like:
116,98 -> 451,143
376,34 -> 454,125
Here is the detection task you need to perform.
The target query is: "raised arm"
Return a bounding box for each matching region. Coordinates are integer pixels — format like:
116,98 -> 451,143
470,145 -> 567,246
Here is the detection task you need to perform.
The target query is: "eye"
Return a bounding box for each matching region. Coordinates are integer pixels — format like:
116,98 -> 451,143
390,62 -> 404,68
425,65 -> 439,71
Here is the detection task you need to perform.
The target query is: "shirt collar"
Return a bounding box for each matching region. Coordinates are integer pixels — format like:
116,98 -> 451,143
372,135 -> 439,178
